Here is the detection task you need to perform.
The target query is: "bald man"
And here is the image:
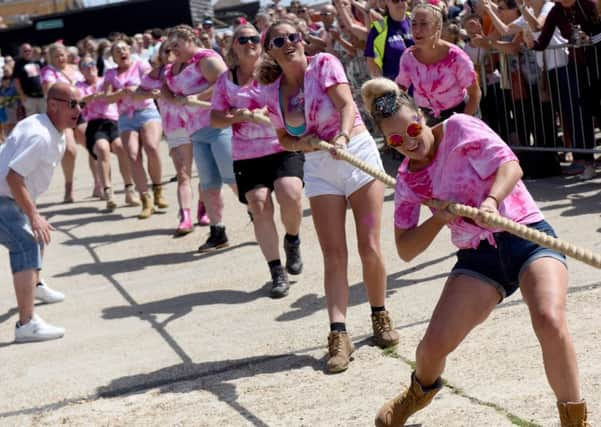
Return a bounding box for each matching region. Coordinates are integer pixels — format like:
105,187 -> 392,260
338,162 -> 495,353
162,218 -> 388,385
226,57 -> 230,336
0,82 -> 83,342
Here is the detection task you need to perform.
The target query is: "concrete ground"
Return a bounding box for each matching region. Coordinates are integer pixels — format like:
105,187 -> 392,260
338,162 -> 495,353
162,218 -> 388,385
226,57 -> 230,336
0,145 -> 599,427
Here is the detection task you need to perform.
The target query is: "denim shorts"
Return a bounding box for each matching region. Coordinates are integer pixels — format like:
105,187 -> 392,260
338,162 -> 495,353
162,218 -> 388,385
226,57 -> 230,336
118,107 -> 161,133
0,197 -> 42,273
450,220 -> 567,301
191,126 -> 235,191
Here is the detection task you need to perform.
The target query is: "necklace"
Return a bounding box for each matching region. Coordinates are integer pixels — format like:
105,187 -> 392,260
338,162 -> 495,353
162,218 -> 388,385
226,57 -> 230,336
288,87 -> 305,114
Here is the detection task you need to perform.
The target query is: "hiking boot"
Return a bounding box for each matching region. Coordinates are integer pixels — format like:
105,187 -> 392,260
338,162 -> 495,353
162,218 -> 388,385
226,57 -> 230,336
270,266 -> 290,298
124,185 -> 141,206
197,200 -> 210,226
152,184 -> 169,209
375,372 -> 443,427
175,208 -> 193,236
198,225 -> 229,252
15,314 -> 65,343
284,237 -> 303,275
372,311 -> 400,348
105,187 -> 117,210
557,400 -> 590,427
138,192 -> 154,219
327,331 -> 354,373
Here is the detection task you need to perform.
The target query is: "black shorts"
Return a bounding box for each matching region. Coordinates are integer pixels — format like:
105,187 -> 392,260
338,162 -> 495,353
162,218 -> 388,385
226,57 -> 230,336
233,151 -> 305,204
85,118 -> 119,159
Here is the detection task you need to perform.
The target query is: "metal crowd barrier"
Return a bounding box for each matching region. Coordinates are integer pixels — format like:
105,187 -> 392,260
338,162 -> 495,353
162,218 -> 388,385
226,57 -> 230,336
478,41 -> 601,154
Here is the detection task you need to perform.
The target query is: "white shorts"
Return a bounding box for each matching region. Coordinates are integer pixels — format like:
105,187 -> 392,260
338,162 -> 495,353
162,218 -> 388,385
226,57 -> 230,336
164,128 -> 190,150
304,131 -> 383,198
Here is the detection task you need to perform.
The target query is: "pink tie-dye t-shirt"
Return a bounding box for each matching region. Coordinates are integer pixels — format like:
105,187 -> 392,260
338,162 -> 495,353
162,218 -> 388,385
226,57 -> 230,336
75,78 -> 119,121
165,49 -> 224,135
40,65 -> 84,86
395,44 -> 476,117
140,71 -> 186,135
260,53 -> 362,141
394,114 -> 543,249
103,60 -> 156,117
211,71 -> 282,161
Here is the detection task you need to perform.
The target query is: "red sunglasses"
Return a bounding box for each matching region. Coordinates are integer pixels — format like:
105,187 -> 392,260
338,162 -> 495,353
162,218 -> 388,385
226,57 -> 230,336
387,122 -> 423,147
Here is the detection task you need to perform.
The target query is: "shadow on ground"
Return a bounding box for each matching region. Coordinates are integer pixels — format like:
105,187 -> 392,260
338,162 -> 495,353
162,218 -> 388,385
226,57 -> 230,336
97,353 -> 321,427
54,241 -> 258,278
276,253 -> 453,322
102,282 -> 272,326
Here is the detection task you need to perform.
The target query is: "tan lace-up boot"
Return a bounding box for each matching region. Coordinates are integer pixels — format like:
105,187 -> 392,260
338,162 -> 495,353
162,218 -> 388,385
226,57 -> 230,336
327,331 -> 354,373
375,372 -> 442,427
372,311 -> 400,348
152,184 -> 169,209
138,192 -> 154,219
557,400 -> 590,427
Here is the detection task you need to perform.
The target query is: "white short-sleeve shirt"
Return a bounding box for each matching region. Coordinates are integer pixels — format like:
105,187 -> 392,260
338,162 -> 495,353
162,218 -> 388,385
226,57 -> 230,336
0,114 -> 66,201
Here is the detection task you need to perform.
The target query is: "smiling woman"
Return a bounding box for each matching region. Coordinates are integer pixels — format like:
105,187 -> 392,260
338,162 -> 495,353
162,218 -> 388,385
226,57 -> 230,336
362,77 -> 589,427
210,23 -> 305,299
258,20 -> 400,374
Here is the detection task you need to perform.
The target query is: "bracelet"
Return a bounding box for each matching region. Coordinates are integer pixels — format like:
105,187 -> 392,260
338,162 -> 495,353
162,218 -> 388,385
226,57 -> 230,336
334,131 -> 350,144
485,194 -> 499,206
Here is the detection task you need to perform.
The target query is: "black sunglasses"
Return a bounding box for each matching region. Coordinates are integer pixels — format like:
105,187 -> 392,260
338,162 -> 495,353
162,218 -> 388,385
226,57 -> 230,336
52,97 -> 86,109
269,33 -> 302,49
238,35 -> 261,45
389,0 -> 406,4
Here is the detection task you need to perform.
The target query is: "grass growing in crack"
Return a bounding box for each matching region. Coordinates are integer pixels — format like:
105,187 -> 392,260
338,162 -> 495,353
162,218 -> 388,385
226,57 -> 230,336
381,348 -> 541,427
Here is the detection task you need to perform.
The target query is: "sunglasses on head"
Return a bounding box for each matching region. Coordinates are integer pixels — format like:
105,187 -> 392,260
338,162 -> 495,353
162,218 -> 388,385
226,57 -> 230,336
269,32 -> 302,49
81,61 -> 96,69
237,35 -> 261,45
51,97 -> 86,109
387,122 -> 423,147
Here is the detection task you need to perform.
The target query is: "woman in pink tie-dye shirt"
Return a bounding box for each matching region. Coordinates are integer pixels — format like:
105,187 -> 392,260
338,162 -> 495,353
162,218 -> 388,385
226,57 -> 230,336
103,39 -> 166,220
137,42 -> 203,236
41,42 -> 86,203
166,25 -> 235,252
76,55 -> 135,211
258,20 -> 400,373
362,78 -> 586,427
211,24 -> 305,298
395,2 -> 481,125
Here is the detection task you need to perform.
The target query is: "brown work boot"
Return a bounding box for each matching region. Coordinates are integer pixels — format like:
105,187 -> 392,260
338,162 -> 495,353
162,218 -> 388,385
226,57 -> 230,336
152,184 -> 169,209
557,400 -> 590,427
327,331 -> 354,374
138,192 -> 154,219
372,311 -> 400,348
375,372 -> 442,427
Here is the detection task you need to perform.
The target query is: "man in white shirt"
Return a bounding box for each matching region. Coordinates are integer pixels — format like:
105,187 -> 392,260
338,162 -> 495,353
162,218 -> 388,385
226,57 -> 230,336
0,82 -> 83,342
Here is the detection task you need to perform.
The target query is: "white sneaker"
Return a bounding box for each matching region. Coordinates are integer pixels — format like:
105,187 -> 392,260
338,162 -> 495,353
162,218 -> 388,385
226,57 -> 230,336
579,165 -> 596,180
15,314 -> 65,343
35,281 -> 65,304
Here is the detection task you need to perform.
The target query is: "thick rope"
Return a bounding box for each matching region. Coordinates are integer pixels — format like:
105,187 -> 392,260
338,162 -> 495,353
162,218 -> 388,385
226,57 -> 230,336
312,139 -> 601,269
193,105 -> 601,268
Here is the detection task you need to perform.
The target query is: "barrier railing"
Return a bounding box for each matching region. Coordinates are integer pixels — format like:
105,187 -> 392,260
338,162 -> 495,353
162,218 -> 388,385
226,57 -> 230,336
477,41 -> 601,154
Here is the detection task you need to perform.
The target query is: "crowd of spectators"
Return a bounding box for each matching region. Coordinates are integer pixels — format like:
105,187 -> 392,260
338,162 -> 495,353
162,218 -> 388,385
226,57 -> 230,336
0,0 -> 600,177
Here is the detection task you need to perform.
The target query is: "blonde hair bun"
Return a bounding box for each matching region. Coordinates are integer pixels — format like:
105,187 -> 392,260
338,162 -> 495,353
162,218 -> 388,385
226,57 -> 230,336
361,78 -> 400,117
